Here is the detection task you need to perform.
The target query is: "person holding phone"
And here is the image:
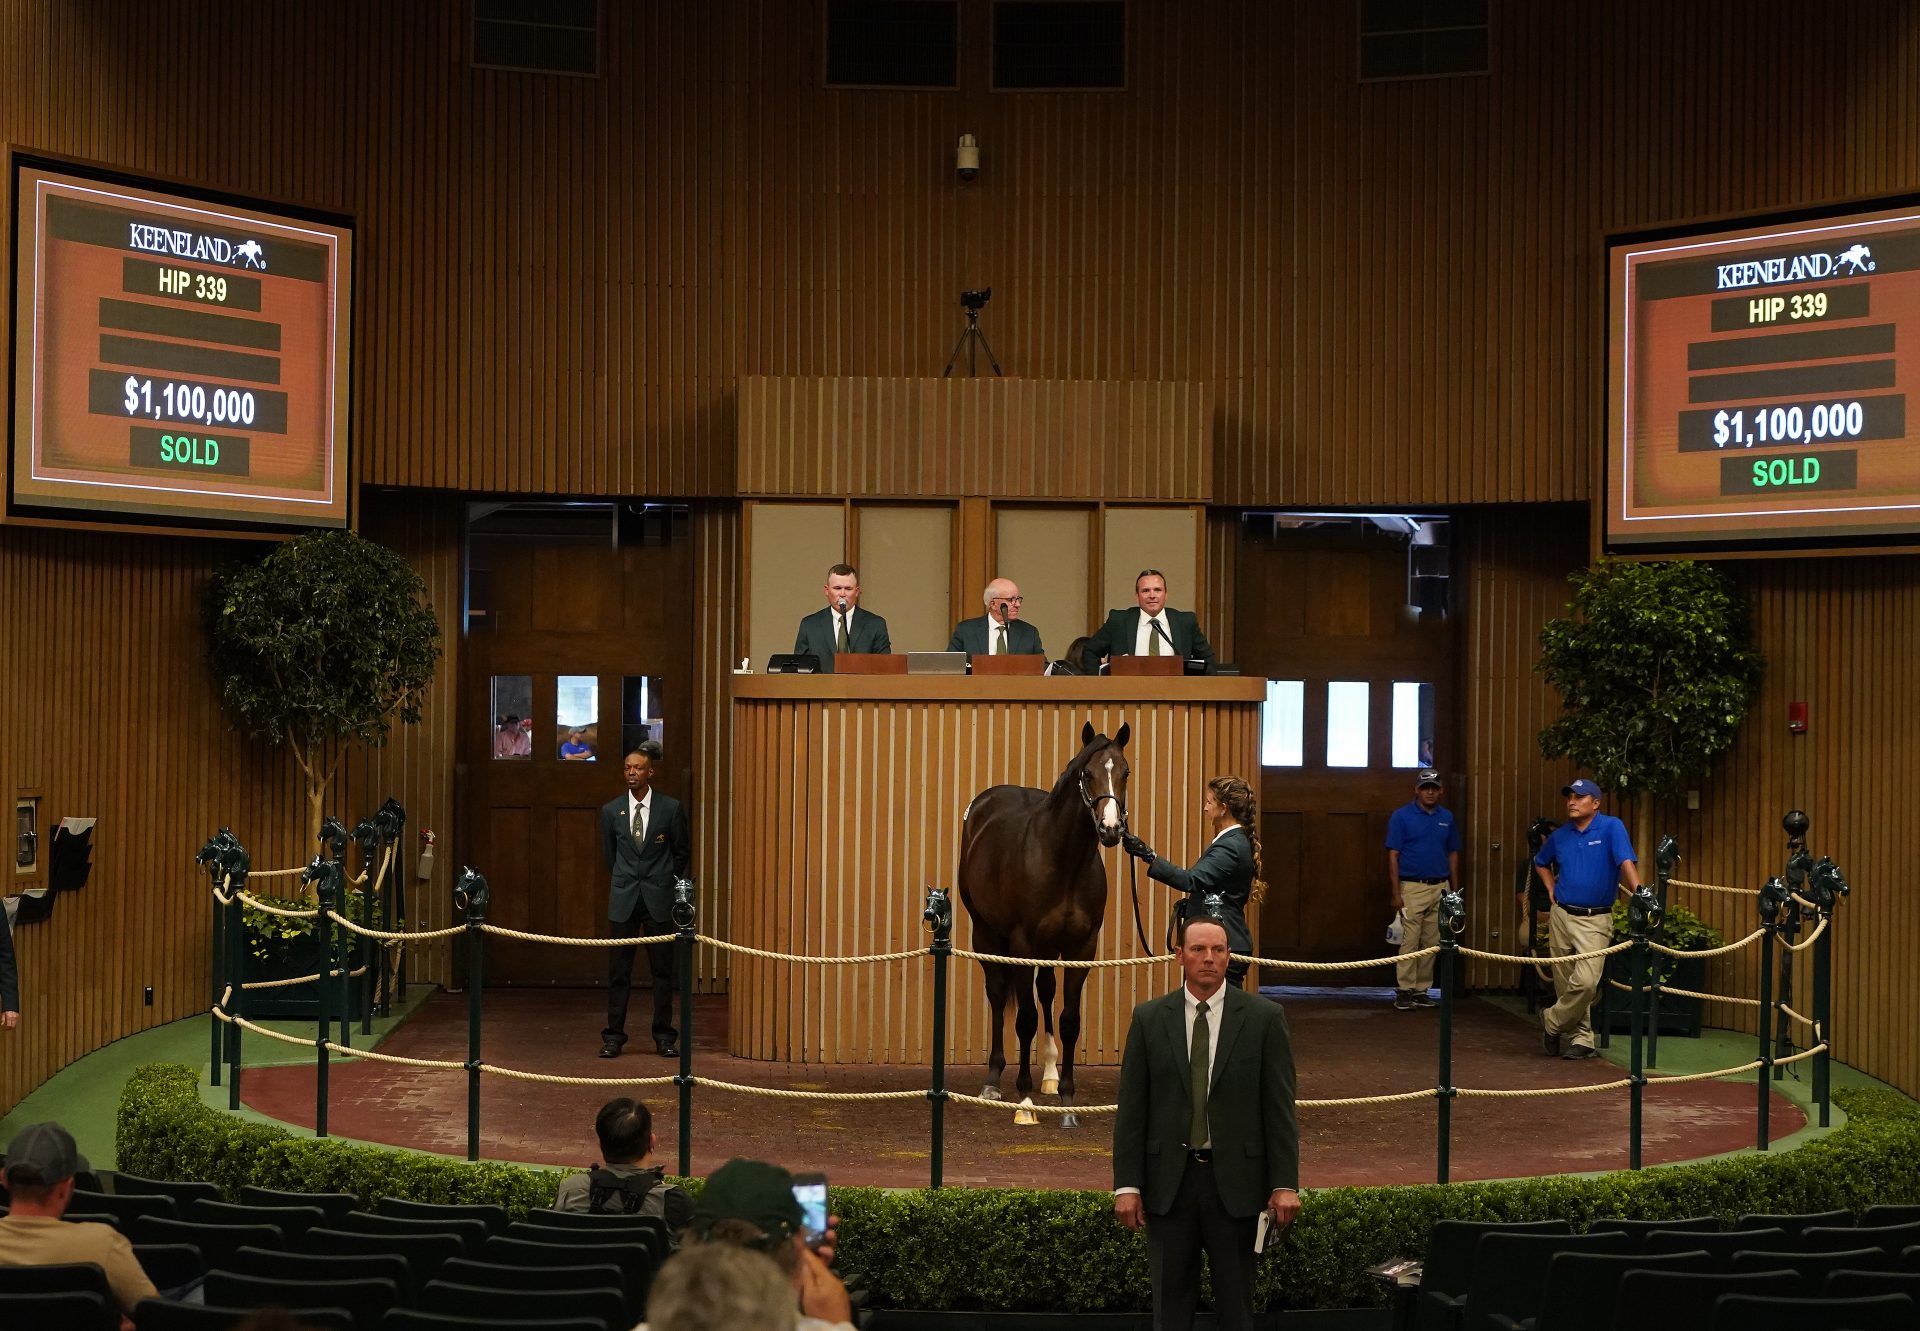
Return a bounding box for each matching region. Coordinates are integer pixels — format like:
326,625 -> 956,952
679,1158 -> 854,1330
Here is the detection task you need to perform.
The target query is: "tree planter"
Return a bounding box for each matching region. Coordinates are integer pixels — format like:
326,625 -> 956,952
239,932 -> 364,1021
1600,952 -> 1704,1038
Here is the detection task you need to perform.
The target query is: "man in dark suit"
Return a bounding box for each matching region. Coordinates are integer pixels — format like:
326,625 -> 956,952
1082,569 -> 1215,673
947,577 -> 1045,657
599,741 -> 692,1058
792,563 -> 891,672
0,905 -> 17,1030
1113,915 -> 1299,1331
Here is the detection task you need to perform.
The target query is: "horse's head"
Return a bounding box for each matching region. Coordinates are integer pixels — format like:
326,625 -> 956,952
1075,720 -> 1132,847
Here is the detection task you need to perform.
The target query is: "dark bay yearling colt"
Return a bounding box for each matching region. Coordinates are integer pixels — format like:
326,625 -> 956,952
958,721 -> 1131,1129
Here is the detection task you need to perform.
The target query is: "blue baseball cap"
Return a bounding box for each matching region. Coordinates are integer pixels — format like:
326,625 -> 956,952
1561,779 -> 1603,799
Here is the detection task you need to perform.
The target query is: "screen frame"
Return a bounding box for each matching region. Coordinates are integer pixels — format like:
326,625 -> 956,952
1603,188 -> 1920,558
5,146 -> 355,537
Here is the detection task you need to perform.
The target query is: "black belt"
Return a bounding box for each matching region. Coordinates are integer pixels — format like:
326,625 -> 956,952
1187,1149 -> 1213,1163
1404,877 -> 1448,885
1556,902 -> 1610,917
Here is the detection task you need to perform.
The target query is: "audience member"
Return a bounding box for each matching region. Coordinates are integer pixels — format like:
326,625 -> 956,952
0,1122 -> 156,1325
681,1158 -> 854,1331
642,1241 -> 797,1331
553,1096 -> 693,1238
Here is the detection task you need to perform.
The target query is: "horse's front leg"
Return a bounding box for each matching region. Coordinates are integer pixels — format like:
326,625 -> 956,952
980,961 -> 1012,1099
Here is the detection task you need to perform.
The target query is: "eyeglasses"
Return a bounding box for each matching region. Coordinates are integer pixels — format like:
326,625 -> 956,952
996,596 -> 1024,604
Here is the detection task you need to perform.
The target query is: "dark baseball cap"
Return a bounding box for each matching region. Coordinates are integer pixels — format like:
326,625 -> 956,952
1561,778 -> 1603,799
3,1122 -> 88,1186
1416,769 -> 1442,788
690,1158 -> 803,1243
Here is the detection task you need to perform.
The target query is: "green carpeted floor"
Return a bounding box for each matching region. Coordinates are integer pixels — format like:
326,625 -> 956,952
0,984 -> 437,1169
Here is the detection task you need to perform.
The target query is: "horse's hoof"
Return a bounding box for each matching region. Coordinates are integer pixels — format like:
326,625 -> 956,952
1060,1112 -> 1081,1130
979,1085 -> 1003,1101
1014,1097 -> 1039,1126
1041,1077 -> 1060,1095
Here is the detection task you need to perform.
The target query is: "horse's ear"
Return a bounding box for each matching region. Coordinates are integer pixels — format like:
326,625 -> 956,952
1081,720 -> 1095,746
1115,722 -> 1131,748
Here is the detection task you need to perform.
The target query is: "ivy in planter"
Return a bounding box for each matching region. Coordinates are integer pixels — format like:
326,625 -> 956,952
241,889 -> 396,965
1610,900 -> 1725,985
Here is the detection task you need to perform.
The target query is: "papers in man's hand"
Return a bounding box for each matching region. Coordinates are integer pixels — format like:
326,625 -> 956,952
1254,1211 -> 1290,1254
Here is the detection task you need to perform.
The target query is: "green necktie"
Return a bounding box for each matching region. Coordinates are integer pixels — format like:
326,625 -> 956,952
836,613 -> 850,653
1148,618 -> 1163,655
996,623 -> 1008,654
1189,999 -> 1210,1148
631,799 -> 645,844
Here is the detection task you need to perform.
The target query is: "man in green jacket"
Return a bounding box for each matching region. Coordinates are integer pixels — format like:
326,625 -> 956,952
1113,915 -> 1299,1330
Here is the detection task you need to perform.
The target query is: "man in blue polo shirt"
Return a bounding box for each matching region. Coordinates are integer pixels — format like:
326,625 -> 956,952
1386,769 -> 1459,1010
1531,778 -> 1640,1060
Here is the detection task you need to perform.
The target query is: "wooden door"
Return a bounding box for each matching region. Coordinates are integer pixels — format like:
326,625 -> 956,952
462,505 -> 694,985
1233,519 -> 1457,983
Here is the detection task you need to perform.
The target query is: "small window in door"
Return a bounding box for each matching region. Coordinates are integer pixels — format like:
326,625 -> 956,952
491,675 -> 533,760
1261,680 -> 1305,767
622,676 -> 666,758
1326,681 -> 1371,767
1391,681 -> 1435,768
557,674 -> 600,761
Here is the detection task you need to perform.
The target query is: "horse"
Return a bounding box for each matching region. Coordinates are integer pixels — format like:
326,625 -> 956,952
957,720 -> 1131,1129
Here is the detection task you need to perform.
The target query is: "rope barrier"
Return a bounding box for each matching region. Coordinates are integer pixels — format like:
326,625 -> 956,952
1460,941 -> 1633,966
1783,917 -> 1829,953
1646,1060 -> 1767,1086
1237,948 -> 1440,971
1775,1043 -> 1828,1067
248,867 -> 308,880
482,1065 -> 678,1088
1456,1079 -> 1635,1098
477,924 -> 676,948
945,1092 -> 1115,1115
953,948 -> 1165,969
1650,928 -> 1767,960
240,972 -> 325,991
1609,979 -> 1763,1008
211,1007 -> 321,1050
693,1078 -> 927,1104
700,937 -> 933,965
1669,878 -> 1752,895
332,914 -> 466,943
320,1043 -> 464,1072
1778,1003 -> 1817,1031
1299,1088 -> 1441,1108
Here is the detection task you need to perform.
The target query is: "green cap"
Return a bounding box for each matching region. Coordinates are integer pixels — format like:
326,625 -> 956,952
691,1158 -> 803,1242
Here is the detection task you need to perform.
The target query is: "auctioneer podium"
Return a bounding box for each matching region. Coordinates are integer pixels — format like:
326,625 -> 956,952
728,674 -> 1264,1066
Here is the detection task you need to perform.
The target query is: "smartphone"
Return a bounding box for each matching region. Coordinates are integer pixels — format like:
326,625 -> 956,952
791,1172 -> 829,1249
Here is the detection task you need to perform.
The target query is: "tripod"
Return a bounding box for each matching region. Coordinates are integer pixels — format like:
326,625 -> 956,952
942,308 -> 1003,377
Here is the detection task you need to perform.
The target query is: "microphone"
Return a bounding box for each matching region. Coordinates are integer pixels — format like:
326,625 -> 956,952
1149,617 -> 1176,652
992,600 -> 1009,625
836,596 -> 849,612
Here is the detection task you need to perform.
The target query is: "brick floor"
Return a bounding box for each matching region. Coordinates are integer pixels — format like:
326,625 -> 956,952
239,989 -> 1804,1189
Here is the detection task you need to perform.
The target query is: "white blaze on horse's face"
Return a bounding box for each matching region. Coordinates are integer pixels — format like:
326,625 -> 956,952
1099,757 -> 1120,830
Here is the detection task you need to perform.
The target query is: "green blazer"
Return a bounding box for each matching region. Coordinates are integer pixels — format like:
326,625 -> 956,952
1082,607 -> 1214,672
1112,984 -> 1298,1218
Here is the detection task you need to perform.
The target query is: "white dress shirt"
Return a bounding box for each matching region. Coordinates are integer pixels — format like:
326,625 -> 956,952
1134,612 -> 1173,655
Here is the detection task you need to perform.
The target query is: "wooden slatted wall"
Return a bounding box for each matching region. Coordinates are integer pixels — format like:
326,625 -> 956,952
11,1 -> 1918,504
691,502 -> 742,990
736,377 -> 1211,499
1461,509 -> 1920,1095
0,492 -> 461,1118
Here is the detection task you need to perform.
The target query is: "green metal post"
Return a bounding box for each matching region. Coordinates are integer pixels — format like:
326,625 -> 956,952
1755,875 -> 1785,1151
924,888 -> 953,1190
226,867 -> 247,1110
1434,888 -> 1464,1186
210,869 -> 225,1086
457,868 -> 490,1163
1647,836 -> 1677,1070
1625,884 -> 1658,1172
312,858 -> 335,1138
673,879 -> 697,1178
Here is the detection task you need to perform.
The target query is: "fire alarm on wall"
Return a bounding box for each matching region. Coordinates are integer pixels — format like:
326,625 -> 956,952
1787,701 -> 1808,734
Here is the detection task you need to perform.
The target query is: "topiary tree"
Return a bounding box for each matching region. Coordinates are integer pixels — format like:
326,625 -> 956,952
1536,557 -> 1763,837
206,529 -> 442,845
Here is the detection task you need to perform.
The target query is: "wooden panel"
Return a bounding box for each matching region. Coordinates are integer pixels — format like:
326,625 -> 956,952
996,508 -> 1091,660
738,378 -> 1213,501
728,678 -> 1262,1063
0,490 -> 461,1118
690,502 -> 741,992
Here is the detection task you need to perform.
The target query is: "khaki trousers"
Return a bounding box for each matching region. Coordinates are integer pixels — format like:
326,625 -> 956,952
1395,879 -> 1444,991
1544,905 -> 1614,1051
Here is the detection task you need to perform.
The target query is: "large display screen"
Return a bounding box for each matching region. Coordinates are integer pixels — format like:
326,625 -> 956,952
9,153 -> 352,531
1607,197 -> 1920,551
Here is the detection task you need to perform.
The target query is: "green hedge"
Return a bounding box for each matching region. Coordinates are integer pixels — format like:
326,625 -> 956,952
118,1065 -> 1920,1312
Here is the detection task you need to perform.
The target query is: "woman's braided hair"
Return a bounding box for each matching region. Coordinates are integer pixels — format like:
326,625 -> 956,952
1208,775 -> 1266,905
